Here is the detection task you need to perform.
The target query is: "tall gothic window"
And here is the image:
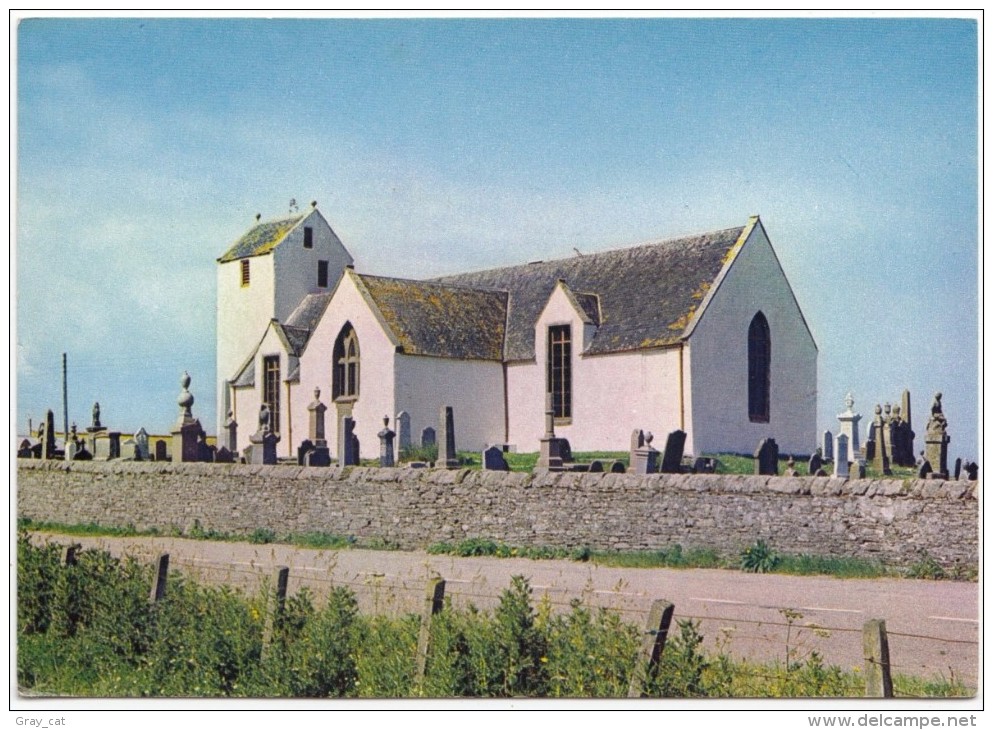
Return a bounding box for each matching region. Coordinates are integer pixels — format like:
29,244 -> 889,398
333,323 -> 360,401
748,312 -> 771,423
547,325 -> 572,421
263,355 -> 281,434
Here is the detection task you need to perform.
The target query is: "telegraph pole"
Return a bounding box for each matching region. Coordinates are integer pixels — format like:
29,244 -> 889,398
62,353 -> 68,441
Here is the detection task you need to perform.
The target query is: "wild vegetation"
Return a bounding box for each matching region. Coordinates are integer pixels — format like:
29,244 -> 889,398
16,534 -> 971,699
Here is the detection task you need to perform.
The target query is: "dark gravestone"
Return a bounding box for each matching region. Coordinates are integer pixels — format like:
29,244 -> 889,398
438,406 -> 458,468
421,427 -> 436,448
587,460 -> 605,473
154,439 -> 168,462
41,410 -> 57,460
215,446 -> 235,464
963,461 -> 978,481
483,445 -> 510,471
659,430 -> 687,474
610,461 -> 626,474
754,438 -> 779,476
339,417 -> 359,466
954,457 -> 962,481
917,454 -> 933,479
813,468 -> 828,477
297,439 -> 315,466
17,439 -> 33,459
378,416 -> 396,467
108,432 -> 121,460
692,457 -> 717,474
808,453 -> 823,475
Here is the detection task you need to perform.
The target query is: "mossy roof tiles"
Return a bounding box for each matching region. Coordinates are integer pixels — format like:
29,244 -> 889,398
357,274 -> 508,361
217,215 -> 304,263
435,225 -> 745,360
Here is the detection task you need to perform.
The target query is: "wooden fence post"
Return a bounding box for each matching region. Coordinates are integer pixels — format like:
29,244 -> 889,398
863,618 -> 894,698
60,544 -> 79,567
414,576 -> 446,691
260,566 -> 290,662
627,599 -> 675,698
149,553 -> 169,603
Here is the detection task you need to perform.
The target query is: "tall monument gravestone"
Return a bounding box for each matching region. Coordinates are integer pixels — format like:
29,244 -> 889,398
378,416 -> 396,467
172,372 -> 205,463
303,389 -> 331,467
754,438 -> 779,475
248,403 -> 279,465
438,406 -> 459,469
924,392 -> 950,479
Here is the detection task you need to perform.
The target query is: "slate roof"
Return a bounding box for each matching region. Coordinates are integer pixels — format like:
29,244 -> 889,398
435,225 -> 746,361
356,274 -> 508,361
217,215 -> 305,263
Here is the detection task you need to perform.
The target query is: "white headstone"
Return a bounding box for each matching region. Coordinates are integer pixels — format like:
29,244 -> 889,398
833,434 -> 850,479
836,392 -> 862,458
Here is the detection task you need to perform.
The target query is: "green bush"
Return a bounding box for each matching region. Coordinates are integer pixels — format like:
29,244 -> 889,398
740,540 -> 780,573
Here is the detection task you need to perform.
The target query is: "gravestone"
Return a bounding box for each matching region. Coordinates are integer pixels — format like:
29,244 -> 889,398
631,432 -> 660,475
659,430 -> 687,474
693,457 -> 717,474
822,430 -> 834,461
297,439 -> 315,465
214,446 -> 235,464
108,432 -> 121,460
783,456 -> 799,477
338,416 -> 359,466
813,468 -> 828,477
134,427 -> 150,461
421,427 -> 436,448
631,429 -> 645,453
902,389 -> 915,462
196,431 -> 215,462
916,453 -> 933,479
954,457 -> 962,481
87,401 -> 106,433
172,372 -> 205,463
378,416 -> 396,467
74,442 -> 92,461
924,392 -> 950,479
438,406 -> 459,468
610,461 -> 626,474
963,461 -> 978,481
305,389 -> 331,466
483,445 -> 510,471
248,403 -> 279,465
587,460 -> 605,473
851,460 -> 866,479
223,411 -> 238,454
41,410 -> 57,460
870,405 -> 892,476
154,439 -> 168,462
64,439 -> 78,461
754,438 -> 779,475
836,392 -> 862,459
396,411 -> 411,452
808,452 -> 823,475
833,434 -> 850,479
538,394 -> 565,469
17,439 -> 34,459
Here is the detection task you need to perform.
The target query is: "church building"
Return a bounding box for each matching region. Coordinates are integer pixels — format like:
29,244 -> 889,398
216,203 -> 816,460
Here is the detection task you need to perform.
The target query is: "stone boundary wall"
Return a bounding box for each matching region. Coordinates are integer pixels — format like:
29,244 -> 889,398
16,460 -> 978,569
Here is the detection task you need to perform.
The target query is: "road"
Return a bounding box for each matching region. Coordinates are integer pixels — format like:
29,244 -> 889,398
27,533 -> 980,690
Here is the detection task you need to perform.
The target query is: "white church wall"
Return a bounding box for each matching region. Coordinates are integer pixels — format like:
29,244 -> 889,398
296,272 -> 397,461
394,354 -> 505,453
216,254 -> 275,436
688,224 -> 817,456
272,209 -> 353,322
507,285 -> 685,453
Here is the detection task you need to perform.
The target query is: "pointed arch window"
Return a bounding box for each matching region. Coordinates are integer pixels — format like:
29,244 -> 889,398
748,312 -> 771,423
333,324 -> 360,401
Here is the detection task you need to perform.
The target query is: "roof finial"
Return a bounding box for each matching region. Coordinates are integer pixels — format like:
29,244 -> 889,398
311,200 -> 318,209
255,213 -> 261,222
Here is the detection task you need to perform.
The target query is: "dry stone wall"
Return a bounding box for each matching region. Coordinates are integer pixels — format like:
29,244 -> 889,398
16,460 -> 978,569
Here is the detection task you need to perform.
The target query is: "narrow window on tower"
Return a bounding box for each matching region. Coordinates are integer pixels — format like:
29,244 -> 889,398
303,226 -> 313,248
240,259 -> 250,287
318,260 -> 329,288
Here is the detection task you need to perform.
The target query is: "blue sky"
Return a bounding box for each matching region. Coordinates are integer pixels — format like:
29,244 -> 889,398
14,14 -> 980,459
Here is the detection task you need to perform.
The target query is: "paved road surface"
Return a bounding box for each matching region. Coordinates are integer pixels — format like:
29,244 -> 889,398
28,533 -> 980,691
